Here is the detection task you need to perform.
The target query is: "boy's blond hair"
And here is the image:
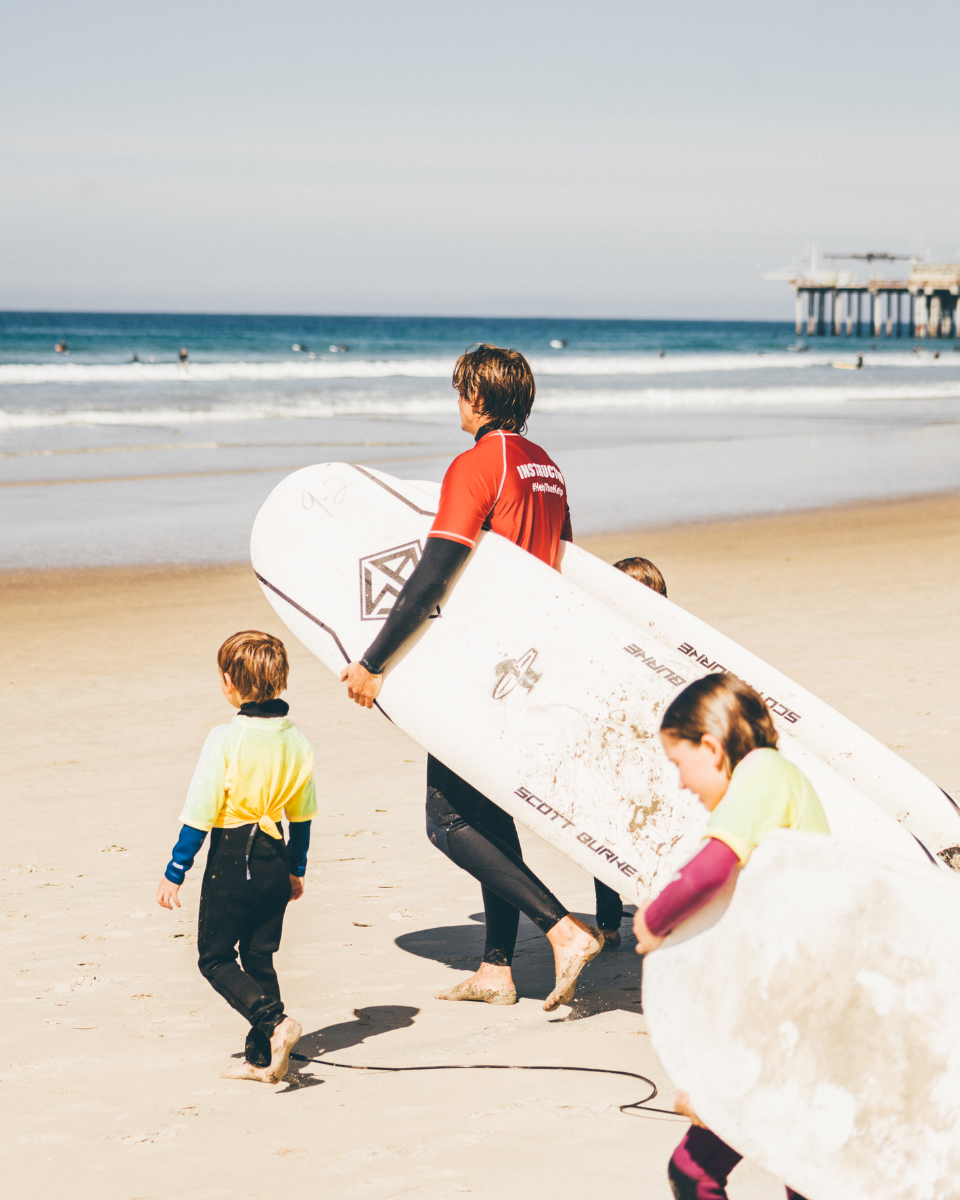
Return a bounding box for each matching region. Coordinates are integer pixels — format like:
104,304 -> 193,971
614,556 -> 667,597
217,631 -> 289,702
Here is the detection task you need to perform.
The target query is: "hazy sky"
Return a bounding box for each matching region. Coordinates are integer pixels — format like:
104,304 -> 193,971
3,1 -> 959,318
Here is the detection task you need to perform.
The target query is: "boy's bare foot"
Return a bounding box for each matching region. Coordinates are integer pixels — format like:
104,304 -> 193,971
221,1061 -> 275,1083
600,929 -> 621,950
437,963 -> 517,1005
264,1017 -> 302,1082
543,920 -> 604,1011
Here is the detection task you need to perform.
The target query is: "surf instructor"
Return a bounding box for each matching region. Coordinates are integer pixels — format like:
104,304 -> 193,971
340,344 -> 603,1011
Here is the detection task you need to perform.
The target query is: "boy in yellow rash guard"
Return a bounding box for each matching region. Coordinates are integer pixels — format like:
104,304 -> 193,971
156,631 -> 317,1084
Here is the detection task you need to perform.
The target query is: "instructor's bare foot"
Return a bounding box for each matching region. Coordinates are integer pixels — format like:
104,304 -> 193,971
436,964 -> 517,1006
543,917 -> 604,1011
600,929 -> 621,950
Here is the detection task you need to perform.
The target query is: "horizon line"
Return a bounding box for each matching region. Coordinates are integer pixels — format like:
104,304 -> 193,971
0,309 -> 795,324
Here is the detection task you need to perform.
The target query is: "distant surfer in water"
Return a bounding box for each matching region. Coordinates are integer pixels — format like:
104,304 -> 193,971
593,555 -> 669,949
340,344 -> 603,1010
634,674 -> 826,1200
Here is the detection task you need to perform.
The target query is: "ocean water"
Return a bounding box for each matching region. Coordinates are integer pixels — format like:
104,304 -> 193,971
2,312 -> 960,568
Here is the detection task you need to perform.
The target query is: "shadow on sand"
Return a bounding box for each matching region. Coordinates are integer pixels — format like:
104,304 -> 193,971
395,911 -> 644,1021
277,1005 -> 420,1092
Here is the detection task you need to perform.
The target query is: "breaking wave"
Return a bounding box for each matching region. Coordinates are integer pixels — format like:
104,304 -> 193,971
3,381 -> 960,431
1,350 -> 956,386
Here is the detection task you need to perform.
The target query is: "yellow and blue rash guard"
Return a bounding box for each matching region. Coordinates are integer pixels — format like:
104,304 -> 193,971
706,747 -> 830,866
164,713 -> 317,885
179,713 -> 317,836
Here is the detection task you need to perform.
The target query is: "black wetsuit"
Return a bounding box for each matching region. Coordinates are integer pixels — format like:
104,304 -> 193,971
197,823 -> 292,1065
425,755 -> 567,964
594,879 -> 624,932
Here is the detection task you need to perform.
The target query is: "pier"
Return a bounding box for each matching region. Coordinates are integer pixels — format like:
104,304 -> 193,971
783,254 -> 960,338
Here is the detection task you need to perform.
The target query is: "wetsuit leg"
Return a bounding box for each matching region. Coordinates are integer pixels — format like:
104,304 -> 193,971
594,879 -> 624,930
197,826 -> 290,1061
668,1126 -> 742,1200
425,755 -> 567,964
473,795 -> 522,966
240,829 -> 293,1064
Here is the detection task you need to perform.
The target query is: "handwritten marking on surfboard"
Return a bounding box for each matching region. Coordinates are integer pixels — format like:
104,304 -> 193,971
623,644 -> 686,687
493,649 -> 541,699
676,643 -> 801,724
359,540 -> 435,620
515,787 -> 640,879
302,476 -> 349,517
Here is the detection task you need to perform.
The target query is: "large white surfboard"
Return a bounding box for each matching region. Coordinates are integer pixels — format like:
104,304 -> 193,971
396,475 -> 956,865
557,542 -> 960,864
250,463 -> 928,901
643,829 -> 960,1200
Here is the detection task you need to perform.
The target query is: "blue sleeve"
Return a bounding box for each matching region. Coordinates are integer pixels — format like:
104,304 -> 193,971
287,820 -> 312,877
165,825 -> 208,884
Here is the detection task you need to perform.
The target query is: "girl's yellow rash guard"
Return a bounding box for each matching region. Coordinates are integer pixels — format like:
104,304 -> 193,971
179,713 -> 317,838
706,747 -> 829,866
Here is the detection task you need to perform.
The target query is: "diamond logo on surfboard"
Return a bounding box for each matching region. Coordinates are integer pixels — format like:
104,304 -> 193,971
359,541 -> 423,619
493,649 -> 541,700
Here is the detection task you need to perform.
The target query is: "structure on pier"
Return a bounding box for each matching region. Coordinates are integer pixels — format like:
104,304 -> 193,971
769,251 -> 960,338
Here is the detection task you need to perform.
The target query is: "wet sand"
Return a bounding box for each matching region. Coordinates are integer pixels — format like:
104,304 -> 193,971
3,491 -> 958,1199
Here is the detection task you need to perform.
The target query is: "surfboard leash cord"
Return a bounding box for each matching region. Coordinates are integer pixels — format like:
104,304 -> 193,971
289,1053 -> 683,1118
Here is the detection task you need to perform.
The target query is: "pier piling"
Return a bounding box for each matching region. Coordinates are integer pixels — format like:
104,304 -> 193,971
784,258 -> 960,341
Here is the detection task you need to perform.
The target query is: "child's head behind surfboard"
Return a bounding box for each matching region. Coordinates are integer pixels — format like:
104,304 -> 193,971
613,555 -> 667,597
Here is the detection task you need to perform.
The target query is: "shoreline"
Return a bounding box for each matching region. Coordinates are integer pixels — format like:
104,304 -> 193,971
4,484 -> 960,584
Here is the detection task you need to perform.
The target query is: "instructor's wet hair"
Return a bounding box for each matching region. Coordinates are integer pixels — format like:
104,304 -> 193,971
217,630 -> 289,702
452,344 -> 536,434
659,673 -> 778,776
614,556 -> 667,597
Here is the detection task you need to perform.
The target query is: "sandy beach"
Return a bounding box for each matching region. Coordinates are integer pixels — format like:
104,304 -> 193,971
3,491 -> 958,1200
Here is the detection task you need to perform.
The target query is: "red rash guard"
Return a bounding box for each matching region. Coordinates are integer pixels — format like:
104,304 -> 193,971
429,428 -> 572,566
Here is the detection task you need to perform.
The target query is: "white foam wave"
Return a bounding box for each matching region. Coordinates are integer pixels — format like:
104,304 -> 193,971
0,350 -> 955,386
3,381 -> 959,431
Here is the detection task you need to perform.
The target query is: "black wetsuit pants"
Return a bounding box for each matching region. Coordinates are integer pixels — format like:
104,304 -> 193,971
425,755 -> 568,966
594,879 -> 624,931
197,824 -> 291,1065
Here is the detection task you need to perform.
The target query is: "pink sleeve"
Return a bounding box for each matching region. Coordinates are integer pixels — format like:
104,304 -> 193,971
644,838 -> 739,938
